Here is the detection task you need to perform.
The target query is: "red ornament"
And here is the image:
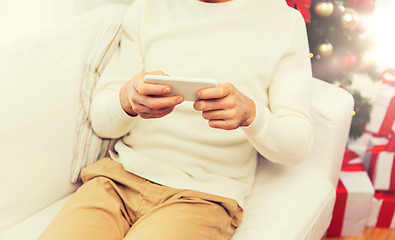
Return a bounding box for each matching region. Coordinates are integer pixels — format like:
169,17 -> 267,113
343,53 -> 359,70
348,0 -> 375,13
286,0 -> 312,23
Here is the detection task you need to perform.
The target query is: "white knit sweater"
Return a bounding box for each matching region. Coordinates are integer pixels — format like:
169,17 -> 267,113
90,0 -> 314,208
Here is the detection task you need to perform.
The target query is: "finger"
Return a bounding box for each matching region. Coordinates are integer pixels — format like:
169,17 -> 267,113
150,107 -> 175,116
132,102 -> 174,115
139,94 -> 184,110
131,83 -> 184,109
134,71 -> 171,96
135,81 -> 172,96
201,109 -> 237,121
139,108 -> 174,119
131,102 -> 151,114
208,119 -> 240,130
196,84 -> 232,100
147,70 -> 168,76
193,98 -> 236,112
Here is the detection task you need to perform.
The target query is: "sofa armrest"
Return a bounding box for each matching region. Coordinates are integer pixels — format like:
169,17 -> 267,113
233,79 -> 354,239
305,79 -> 354,186
0,4 -> 129,233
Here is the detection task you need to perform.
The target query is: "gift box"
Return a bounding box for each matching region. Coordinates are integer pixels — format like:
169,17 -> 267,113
367,191 -> 395,228
365,69 -> 395,138
347,132 -> 374,159
367,137 -> 395,191
361,134 -> 389,171
326,151 -> 375,237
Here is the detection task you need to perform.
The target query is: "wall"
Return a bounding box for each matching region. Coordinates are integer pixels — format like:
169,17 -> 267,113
0,0 -> 133,46
73,0 -> 134,14
0,0 -> 73,46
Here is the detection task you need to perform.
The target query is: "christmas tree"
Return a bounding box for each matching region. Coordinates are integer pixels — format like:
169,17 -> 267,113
286,0 -> 379,139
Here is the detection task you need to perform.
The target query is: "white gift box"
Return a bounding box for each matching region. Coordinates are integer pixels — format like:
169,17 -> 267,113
347,132 -> 374,159
367,191 -> 395,228
365,80 -> 395,137
326,154 -> 375,237
359,135 -> 389,171
369,151 -> 395,191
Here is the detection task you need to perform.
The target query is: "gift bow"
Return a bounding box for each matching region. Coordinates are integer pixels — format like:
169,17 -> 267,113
381,69 -> 395,86
341,150 -> 365,171
368,135 -> 395,154
286,0 -> 312,23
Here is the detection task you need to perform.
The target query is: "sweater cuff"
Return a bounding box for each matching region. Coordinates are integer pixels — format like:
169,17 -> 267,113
241,102 -> 269,138
110,92 -> 138,124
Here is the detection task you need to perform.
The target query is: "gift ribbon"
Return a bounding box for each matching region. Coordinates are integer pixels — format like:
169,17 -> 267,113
341,150 -> 365,172
377,96 -> 395,137
383,78 -> 395,87
366,69 -> 395,137
381,69 -> 395,86
327,150 -> 364,236
375,191 -> 395,228
368,139 -> 395,191
326,180 -> 347,237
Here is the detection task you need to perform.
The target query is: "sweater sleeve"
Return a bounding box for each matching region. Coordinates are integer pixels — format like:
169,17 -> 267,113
242,12 -> 314,165
90,0 -> 144,139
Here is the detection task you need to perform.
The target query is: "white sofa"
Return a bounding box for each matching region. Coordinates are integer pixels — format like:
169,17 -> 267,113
0,4 -> 354,240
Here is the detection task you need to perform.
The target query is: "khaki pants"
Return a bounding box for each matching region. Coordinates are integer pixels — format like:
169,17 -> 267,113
39,158 -> 243,240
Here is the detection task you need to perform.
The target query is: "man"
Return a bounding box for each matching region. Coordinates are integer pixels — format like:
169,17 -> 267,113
39,0 -> 313,239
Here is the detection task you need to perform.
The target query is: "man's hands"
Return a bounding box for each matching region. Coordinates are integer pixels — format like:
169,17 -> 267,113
120,72 -> 256,129
193,83 -> 256,130
120,71 -> 184,119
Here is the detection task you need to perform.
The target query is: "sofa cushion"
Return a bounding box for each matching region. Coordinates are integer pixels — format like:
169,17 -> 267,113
0,160 -> 334,240
0,4 -> 129,233
71,14 -> 124,183
232,159 -> 335,240
0,196 -> 71,240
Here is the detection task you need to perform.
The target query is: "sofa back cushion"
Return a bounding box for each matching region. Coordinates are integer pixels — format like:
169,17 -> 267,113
0,4 -> 128,232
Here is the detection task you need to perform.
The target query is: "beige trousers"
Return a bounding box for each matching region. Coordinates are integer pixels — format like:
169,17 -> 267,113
39,158 -> 243,240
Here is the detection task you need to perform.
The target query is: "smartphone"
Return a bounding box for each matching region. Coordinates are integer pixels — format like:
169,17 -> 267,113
143,75 -> 219,101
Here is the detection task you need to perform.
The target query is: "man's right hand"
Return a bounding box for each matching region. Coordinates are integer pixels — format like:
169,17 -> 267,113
119,71 -> 184,119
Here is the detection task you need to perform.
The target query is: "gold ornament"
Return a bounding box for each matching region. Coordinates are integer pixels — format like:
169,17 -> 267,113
316,42 -> 333,58
314,1 -> 334,17
341,8 -> 360,30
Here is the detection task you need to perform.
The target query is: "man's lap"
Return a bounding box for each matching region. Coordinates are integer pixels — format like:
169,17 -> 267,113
39,158 -> 242,240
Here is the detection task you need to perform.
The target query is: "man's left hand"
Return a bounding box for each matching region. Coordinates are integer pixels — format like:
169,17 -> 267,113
193,83 -> 256,130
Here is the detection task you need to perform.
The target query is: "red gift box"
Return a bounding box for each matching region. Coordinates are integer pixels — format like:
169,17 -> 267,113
368,191 -> 395,228
326,151 -> 375,237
